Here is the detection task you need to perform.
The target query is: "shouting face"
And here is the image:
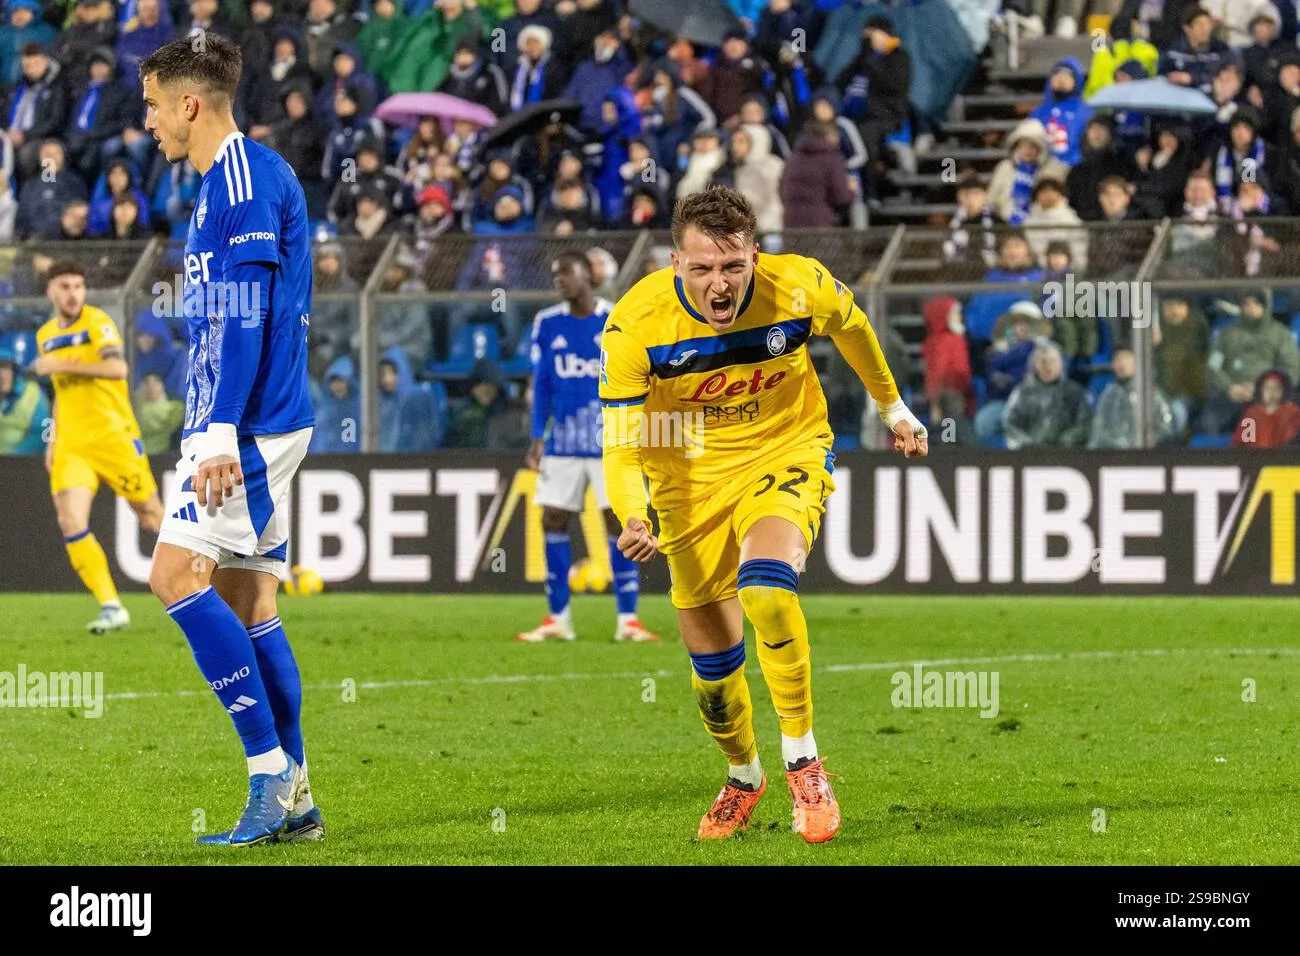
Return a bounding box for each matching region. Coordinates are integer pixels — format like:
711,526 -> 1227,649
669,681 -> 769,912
671,226 -> 758,331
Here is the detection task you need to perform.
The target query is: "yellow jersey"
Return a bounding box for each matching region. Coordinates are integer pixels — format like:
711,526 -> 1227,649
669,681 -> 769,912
36,305 -> 140,451
599,253 -> 900,527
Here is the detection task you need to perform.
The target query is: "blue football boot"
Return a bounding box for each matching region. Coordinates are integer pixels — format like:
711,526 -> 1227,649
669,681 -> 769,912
276,806 -> 326,843
195,756 -> 299,847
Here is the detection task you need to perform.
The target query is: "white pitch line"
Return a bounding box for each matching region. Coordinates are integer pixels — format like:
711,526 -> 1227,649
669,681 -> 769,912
99,648 -> 1300,703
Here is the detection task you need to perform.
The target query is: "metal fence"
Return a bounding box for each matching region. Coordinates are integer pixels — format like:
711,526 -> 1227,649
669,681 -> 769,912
7,219 -> 1300,452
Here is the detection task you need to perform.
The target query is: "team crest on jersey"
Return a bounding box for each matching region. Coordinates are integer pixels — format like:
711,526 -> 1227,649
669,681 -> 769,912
767,326 -> 787,356
196,198 -> 207,229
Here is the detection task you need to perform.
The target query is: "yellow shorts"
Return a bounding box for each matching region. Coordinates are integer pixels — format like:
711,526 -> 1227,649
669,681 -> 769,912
51,436 -> 158,504
662,447 -> 836,609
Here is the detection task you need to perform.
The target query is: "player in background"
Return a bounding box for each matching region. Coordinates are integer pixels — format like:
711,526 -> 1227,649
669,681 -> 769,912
35,261 -> 164,633
601,187 -> 927,843
140,35 -> 320,846
517,252 -> 659,643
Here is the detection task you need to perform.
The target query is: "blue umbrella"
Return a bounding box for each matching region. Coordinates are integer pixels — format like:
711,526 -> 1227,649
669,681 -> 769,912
1087,78 -> 1217,115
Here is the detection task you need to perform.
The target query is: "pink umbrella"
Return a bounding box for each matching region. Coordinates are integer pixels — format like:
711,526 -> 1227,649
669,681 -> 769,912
374,93 -> 498,132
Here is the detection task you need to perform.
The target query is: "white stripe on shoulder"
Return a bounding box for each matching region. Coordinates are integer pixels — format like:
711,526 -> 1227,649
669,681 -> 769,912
221,160 -> 236,205
237,137 -> 253,202
596,297 -> 615,316
534,302 -> 569,319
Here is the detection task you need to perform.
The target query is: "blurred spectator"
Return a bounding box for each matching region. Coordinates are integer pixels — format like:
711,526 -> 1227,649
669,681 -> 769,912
677,127 -> 726,199
58,196 -> 90,239
974,303 -> 1045,445
920,295 -> 972,417
378,346 -> 441,452
311,240 -> 361,369
621,183 -> 667,228
328,136 -> 405,225
509,24 -> 565,112
54,0 -> 117,93
313,44 -> 379,121
1201,0 -> 1280,50
1068,116 -> 1136,221
309,354 -> 361,453
366,250 -> 432,368
179,0 -> 235,44
472,185 -> 535,235
1168,171 -> 1220,276
618,137 -> 667,210
0,1 -> 56,88
1024,178 -> 1087,271
539,176 -> 598,234
563,25 -> 630,135
1133,123 -> 1196,218
1088,347 -> 1177,448
1202,291 -> 1300,433
6,44 -> 71,179
495,0 -> 559,73
1030,57 -> 1091,167
397,116 -> 446,187
1003,343 -> 1092,450
642,59 -> 715,175
1154,292 -> 1210,436
1243,5 -> 1286,96
245,35 -> 314,137
592,87 -> 640,223
556,0 -> 618,75
0,346 -> 48,455
88,157 -> 149,235
835,15 -> 909,201
987,119 -> 1069,225
441,36 -> 509,118
735,97 -> 791,161
1088,178 -> 1152,278
107,192 -> 148,238
991,299 -> 1052,344
1112,0 -> 1205,50
1233,370 -> 1300,447
320,87 -> 384,184
1197,61 -> 1245,155
809,88 -> 866,213
342,185 -> 399,239
134,370 -> 183,454
114,0 -> 172,93
357,0 -> 414,93
448,357 -> 528,449
964,232 -> 1044,351
239,0 -> 285,79
408,183 -> 458,263
698,27 -> 767,132
1213,109 -> 1267,214
1109,59 -> 1151,155
1223,177 -> 1281,278
586,246 -> 619,297
268,86 -> 326,202
711,123 -> 784,235
133,311 -> 186,397
779,120 -> 851,228
943,169 -> 1001,270
66,46 -> 134,181
17,140 -> 88,239
302,0 -> 361,85
1158,6 -> 1234,96
1260,54 -> 1300,147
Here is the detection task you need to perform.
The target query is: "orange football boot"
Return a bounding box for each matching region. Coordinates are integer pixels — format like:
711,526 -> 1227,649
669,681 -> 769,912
697,775 -> 766,839
786,757 -> 840,843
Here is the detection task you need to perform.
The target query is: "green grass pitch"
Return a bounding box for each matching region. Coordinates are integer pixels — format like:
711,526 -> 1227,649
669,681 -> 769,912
0,593 -> 1296,865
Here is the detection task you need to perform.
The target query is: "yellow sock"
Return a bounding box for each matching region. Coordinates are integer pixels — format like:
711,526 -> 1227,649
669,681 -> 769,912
689,642 -> 758,767
738,581 -> 813,738
65,531 -> 119,606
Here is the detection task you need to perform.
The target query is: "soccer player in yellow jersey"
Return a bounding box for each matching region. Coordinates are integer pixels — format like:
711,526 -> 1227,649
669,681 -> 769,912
34,262 -> 163,633
600,188 -> 928,843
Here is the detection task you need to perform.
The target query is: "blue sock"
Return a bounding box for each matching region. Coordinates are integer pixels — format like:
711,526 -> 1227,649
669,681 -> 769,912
166,587 -> 280,758
544,531 -> 571,615
609,535 -> 639,615
249,616 -> 304,767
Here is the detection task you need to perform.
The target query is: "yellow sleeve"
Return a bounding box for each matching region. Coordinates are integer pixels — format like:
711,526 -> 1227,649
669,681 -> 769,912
598,317 -> 651,528
87,310 -> 124,356
808,259 -> 901,406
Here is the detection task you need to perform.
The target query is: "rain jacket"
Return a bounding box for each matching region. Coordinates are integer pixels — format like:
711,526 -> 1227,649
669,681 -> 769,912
310,355 -> 361,454
1003,372 -> 1092,449
1206,303 -> 1300,396
1088,374 -> 1176,448
378,345 -> 441,452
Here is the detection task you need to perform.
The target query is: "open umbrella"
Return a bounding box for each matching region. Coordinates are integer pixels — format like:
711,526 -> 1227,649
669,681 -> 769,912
374,92 -> 498,131
1087,78 -> 1217,115
475,99 -> 583,155
629,0 -> 742,47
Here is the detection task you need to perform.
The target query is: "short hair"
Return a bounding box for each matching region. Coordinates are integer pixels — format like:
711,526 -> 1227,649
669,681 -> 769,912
955,168 -> 985,192
139,34 -> 243,107
20,42 -> 47,57
1032,177 -> 1065,199
553,251 -> 592,276
1182,6 -> 1210,27
1098,175 -> 1131,194
671,186 -> 757,250
45,261 -> 85,283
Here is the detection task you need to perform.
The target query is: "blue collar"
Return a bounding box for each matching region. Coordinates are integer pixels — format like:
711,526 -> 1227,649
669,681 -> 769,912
674,274 -> 755,325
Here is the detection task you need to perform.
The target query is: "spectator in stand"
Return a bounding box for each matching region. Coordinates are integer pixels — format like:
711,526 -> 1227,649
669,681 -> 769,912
309,354 -> 362,454
320,87 -> 384,185
1202,290 -> 1300,433
1272,104 -> 1300,213
132,310 -> 186,397
1088,347 -> 1177,448
313,44 -> 379,121
509,24 -> 566,112
1159,6 -> 1236,97
239,0 -> 285,78
1108,59 -> 1152,157
1222,177 -> 1282,278
0,346 -> 48,455
448,357 -> 529,450
408,183 -> 458,264
54,0 -> 117,92
698,27 -> 767,131
943,169 -> 1002,272
244,36 -> 310,138
1030,58 -> 1092,167
642,59 -> 715,176
1154,292 -> 1210,436
1112,0 -> 1205,51
676,127 -> 727,199
378,346 -> 441,452
328,137 -> 405,226
1133,122 -> 1197,218
357,0 -> 414,93
711,124 -> 784,236
1261,53 -> 1300,146
621,183 -> 667,229
1168,171 -> 1221,276
106,192 -> 148,238
1003,343 -> 1092,450
1234,370 -> 1300,447
1201,0 -> 1282,50
974,303 -> 1046,446
1195,61 -> 1246,159
396,116 -> 446,189
310,240 -> 361,369
987,118 -> 1069,225
991,298 -> 1053,345
65,46 -> 134,181
539,177 -> 599,234
736,96 -> 792,160
618,137 -> 668,212
87,157 -> 149,235
563,24 -> 631,137
835,14 -> 910,202
6,43 -> 71,179
1214,109 -> 1268,214
16,140 -> 87,239
1024,178 -> 1088,271
342,185 -> 400,240
1088,176 -> 1153,278
365,250 -> 433,368
268,85 -> 326,211
441,36 -> 509,118
592,86 -> 639,224
920,295 -> 973,419
555,0 -> 619,73
134,371 -> 184,455
964,232 -> 1045,356
302,0 -> 361,85
779,120 -> 851,228
810,88 -> 866,191
0,0 -> 56,87
494,0 -> 558,72
114,0 -> 172,94
1068,116 -> 1136,221
57,197 -> 90,240
1244,5 -> 1287,102
472,185 -> 536,235
178,0 -> 235,42
471,150 -> 535,223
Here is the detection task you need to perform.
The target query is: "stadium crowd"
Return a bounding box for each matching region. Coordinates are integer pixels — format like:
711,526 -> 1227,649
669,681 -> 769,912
1,0 -> 1300,456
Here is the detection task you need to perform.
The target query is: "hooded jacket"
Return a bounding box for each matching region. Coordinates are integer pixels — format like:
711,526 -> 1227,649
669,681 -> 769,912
1031,58 -> 1093,167
1155,299 -> 1210,401
779,127 -> 852,229
378,345 -> 441,452
89,159 -> 151,236
921,296 -> 972,406
1207,301 -> 1300,395
593,87 -> 640,224
132,311 -> 187,398
1003,369 -> 1092,449
0,348 -> 48,455
310,355 -> 361,454
1088,372 -> 1177,448
114,0 -> 173,90
721,123 -> 785,234
563,42 -> 633,135
986,119 -> 1070,223
1234,370 -> 1300,447
0,0 -> 57,87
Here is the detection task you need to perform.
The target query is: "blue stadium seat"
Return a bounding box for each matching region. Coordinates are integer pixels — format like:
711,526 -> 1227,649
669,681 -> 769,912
832,432 -> 861,452
886,120 -> 913,147
1190,433 -> 1232,449
501,327 -> 534,377
421,379 -> 450,446
1290,313 -> 1300,349
427,323 -> 501,378
1093,315 -> 1113,363
1087,371 -> 1114,406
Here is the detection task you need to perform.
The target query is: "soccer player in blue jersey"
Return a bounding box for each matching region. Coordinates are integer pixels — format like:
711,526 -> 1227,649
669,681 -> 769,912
516,253 -> 660,644
140,35 -> 321,846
